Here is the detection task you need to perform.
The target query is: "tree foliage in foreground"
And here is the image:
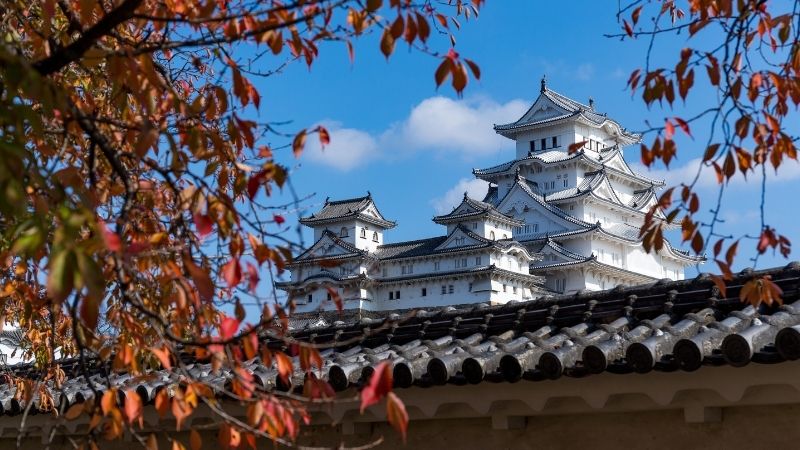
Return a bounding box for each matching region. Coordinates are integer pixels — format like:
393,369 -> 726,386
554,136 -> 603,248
0,0 -> 482,447
615,0 -> 797,303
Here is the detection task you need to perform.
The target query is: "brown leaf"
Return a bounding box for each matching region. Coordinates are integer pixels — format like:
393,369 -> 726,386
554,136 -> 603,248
292,130 -> 307,158
386,392 -> 409,442
380,28 -> 395,59
183,255 -> 215,303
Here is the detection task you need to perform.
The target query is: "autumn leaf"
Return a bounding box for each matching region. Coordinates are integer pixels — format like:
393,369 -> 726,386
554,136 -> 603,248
360,361 -> 393,413
317,125 -> 330,148
275,351 -> 293,384
220,316 -> 240,340
183,255 -> 215,302
99,220 -> 122,252
386,392 -> 409,442
193,212 -> 214,238
124,390 -> 143,427
245,262 -> 260,293
222,258 -> 242,289
151,346 -> 172,370
293,129 -> 307,158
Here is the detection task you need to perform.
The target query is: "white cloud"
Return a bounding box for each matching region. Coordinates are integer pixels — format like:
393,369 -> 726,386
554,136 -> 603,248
303,122 -> 378,171
575,63 -> 595,81
302,96 -> 527,171
383,96 -> 528,158
632,158 -> 800,189
430,178 -> 490,215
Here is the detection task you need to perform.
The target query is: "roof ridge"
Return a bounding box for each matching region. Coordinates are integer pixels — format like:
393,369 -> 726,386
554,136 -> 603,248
377,235 -> 446,248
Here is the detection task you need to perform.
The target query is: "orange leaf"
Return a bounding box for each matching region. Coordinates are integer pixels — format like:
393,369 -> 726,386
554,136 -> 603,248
152,346 -> 172,370
292,130 -> 307,158
380,28 -> 395,59
386,392 -> 408,442
275,351 -> 293,383
101,389 -> 116,416
124,390 -> 143,427
568,140 -> 588,154
190,429 -> 203,450
317,125 -> 330,148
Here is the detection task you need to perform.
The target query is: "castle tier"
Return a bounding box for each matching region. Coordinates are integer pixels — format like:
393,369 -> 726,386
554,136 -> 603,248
277,80 -> 703,312
475,78 -> 704,293
277,193 -> 546,312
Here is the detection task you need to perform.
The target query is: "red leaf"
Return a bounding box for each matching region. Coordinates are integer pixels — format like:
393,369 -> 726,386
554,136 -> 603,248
446,48 -> 459,61
386,392 -> 408,442
222,258 -> 242,289
360,361 -> 393,413
245,262 -> 260,293
273,214 -> 285,225
220,316 -> 240,340
193,212 -> 214,238
99,221 -> 122,252
246,171 -> 265,200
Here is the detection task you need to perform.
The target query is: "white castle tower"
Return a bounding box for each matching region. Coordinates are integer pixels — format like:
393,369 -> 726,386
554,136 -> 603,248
473,78 -> 703,293
277,193 -> 544,313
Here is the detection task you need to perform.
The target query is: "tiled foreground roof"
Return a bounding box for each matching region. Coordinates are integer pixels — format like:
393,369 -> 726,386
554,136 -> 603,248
2,264 -> 800,416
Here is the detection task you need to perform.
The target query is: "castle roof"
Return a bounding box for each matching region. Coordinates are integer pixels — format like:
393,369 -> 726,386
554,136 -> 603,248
5,263 -> 799,417
299,193 -> 396,229
493,81 -> 640,144
473,146 -> 664,188
433,194 -> 523,226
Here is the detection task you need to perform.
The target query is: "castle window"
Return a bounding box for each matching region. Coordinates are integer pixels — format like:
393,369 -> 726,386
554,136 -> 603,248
441,285 -> 447,295
382,267 -> 387,277
389,291 -> 394,300
468,283 -> 473,292
395,290 -> 400,299
513,286 -> 518,294
540,138 -> 546,149
372,231 -> 379,242
422,288 -> 427,297
490,231 -> 495,240
307,294 -> 313,303
448,285 -> 454,294
475,256 -> 481,265
552,136 -> 558,148
360,228 -> 366,238
327,291 -> 332,301
563,179 -> 568,187
472,222 -> 478,230
502,284 -> 507,292
340,227 -> 348,237
529,140 -> 536,153
434,261 -> 440,271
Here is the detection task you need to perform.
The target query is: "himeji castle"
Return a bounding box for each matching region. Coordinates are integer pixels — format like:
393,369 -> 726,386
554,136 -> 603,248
278,79 -> 703,313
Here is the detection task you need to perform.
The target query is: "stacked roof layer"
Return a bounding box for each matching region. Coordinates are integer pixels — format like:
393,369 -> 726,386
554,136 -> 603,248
2,264 -> 800,415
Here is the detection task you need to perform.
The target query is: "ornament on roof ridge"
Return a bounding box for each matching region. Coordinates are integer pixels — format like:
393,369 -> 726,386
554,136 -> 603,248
540,74 -> 547,93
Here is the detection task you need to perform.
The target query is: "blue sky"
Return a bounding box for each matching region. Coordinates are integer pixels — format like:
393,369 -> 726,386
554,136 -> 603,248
250,1 -> 800,277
